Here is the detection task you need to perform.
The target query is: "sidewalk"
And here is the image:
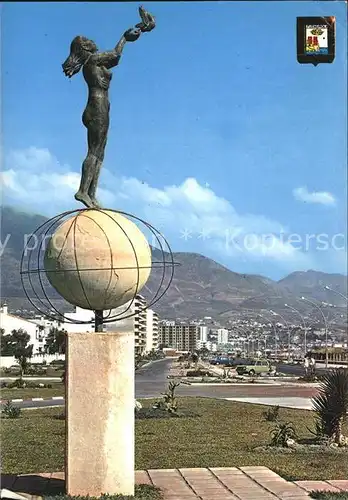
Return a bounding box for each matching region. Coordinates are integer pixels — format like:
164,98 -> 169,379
2,467 -> 348,500
225,397 -> 313,410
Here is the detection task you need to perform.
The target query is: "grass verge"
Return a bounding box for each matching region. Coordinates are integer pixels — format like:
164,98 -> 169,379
1,383 -> 64,400
43,485 -> 163,499
2,397 -> 348,480
310,493 -> 348,499
1,368 -> 64,378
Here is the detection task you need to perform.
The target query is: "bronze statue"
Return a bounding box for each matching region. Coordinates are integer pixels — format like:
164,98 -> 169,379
62,6 -> 155,209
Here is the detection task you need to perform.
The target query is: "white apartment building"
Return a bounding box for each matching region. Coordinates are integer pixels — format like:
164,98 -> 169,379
217,328 -> 229,344
196,339 -> 217,352
199,326 -> 208,343
145,309 -> 159,353
160,323 -> 199,352
62,295 -> 150,355
134,295 -> 147,355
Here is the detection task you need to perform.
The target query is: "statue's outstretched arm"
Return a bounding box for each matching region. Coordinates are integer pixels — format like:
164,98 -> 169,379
94,6 -> 155,69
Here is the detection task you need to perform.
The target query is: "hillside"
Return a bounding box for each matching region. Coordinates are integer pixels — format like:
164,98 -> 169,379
1,206 -> 347,320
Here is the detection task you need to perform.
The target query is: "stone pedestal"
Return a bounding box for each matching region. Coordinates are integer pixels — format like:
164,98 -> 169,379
65,331 -> 134,496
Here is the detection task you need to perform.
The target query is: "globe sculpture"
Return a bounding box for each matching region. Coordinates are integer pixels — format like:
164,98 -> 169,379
20,208 -> 177,330
44,209 -> 152,311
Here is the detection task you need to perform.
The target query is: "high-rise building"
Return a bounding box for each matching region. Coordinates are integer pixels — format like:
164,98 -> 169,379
217,328 -> 229,344
199,326 -> 208,343
134,295 -> 147,355
160,323 -> 199,352
102,295 -> 148,355
145,309 -> 159,352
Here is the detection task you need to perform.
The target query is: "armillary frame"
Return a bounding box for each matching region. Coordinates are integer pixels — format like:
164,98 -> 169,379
20,208 -> 179,331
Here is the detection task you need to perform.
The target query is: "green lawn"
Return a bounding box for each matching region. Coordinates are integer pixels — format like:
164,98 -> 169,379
42,487 -> 163,500
1,368 -> 64,378
310,493 -> 348,500
2,398 -> 348,480
1,382 -> 64,400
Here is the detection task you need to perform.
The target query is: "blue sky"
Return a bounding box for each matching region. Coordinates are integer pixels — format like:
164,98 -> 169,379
1,1 -> 347,280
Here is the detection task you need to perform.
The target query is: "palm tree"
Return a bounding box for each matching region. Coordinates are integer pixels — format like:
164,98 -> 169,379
311,368 -> 348,444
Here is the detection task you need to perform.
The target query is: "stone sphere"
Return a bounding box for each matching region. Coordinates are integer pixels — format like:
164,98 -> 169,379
44,209 -> 152,310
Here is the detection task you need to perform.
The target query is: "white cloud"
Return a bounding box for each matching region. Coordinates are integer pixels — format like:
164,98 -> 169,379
293,186 -> 336,206
1,146 -> 314,268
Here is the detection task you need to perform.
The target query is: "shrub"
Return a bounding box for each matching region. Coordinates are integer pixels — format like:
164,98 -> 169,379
221,367 -> 232,380
2,400 -> 21,419
50,359 -> 65,366
153,381 -> 180,413
186,369 -> 210,377
263,405 -> 280,422
307,418 -> 326,441
298,374 -> 318,383
0,381 -> 8,388
24,380 -> 38,388
6,379 -> 51,389
25,365 -> 46,376
270,422 -> 297,447
7,378 -> 26,389
311,368 -> 348,444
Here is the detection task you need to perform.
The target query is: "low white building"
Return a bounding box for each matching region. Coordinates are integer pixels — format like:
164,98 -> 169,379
196,339 -> 217,352
0,304 -> 48,354
60,307 -> 95,333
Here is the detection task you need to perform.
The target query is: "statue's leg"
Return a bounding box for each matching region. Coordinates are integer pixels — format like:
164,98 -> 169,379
88,133 -> 108,208
75,128 -> 99,208
75,157 -> 95,208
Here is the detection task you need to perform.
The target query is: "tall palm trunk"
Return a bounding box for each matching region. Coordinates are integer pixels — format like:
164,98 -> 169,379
335,417 -> 343,445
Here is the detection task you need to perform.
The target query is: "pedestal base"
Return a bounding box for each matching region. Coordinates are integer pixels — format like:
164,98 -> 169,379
65,331 -> 134,496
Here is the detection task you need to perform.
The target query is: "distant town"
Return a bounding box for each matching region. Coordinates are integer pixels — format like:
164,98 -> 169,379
1,292 -> 347,364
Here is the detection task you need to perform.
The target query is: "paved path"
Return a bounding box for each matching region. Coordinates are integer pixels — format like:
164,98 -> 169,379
2,467 -> 348,499
225,397 -> 313,410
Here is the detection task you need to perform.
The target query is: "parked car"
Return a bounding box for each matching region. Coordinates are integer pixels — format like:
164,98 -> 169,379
210,357 -> 230,365
226,358 -> 253,367
236,359 -> 275,376
210,357 -> 252,367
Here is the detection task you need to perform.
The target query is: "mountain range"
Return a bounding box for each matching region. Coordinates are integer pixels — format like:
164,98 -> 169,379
1,206 -> 347,323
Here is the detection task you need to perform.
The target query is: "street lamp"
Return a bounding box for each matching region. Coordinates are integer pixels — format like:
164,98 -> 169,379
285,303 -> 308,355
324,285 -> 348,301
235,309 -> 274,356
255,312 -> 278,359
301,296 -> 329,368
269,310 -> 292,358
324,286 -> 348,348
229,324 -> 250,355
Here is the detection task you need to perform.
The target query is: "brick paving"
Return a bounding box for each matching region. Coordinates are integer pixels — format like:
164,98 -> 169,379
1,468 -> 348,499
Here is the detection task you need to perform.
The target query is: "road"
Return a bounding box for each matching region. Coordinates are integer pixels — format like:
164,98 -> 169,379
3,359 -> 319,410
276,363 -> 332,376
1,359 -> 173,410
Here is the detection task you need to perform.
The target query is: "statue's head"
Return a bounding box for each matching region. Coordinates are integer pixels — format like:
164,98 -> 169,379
62,36 -> 98,78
